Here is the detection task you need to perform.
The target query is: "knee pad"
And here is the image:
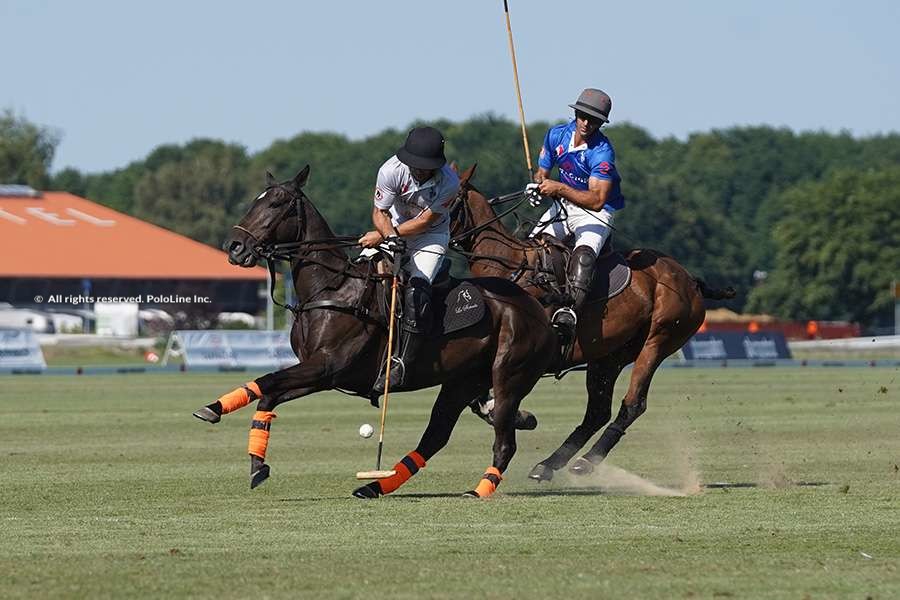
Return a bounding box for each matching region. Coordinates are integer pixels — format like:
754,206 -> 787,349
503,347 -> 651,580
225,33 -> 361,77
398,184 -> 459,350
568,246 -> 597,292
571,245 -> 597,269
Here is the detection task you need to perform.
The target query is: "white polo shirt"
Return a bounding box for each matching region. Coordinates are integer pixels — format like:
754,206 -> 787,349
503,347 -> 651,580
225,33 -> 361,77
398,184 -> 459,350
373,155 -> 459,234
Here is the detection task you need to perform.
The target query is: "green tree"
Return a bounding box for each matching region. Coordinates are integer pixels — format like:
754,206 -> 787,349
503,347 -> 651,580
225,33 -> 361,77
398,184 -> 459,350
747,166 -> 900,326
132,140 -> 250,247
0,109 -> 60,188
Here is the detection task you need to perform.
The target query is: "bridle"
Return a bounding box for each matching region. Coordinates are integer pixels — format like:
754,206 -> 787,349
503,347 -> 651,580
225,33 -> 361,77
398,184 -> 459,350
231,184 -> 306,256
230,182 -> 383,319
446,183 -> 570,294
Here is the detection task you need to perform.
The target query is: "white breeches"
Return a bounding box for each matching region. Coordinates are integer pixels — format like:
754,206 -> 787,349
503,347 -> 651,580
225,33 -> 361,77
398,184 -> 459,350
358,231 -> 448,282
403,231 -> 448,282
530,200 -> 616,253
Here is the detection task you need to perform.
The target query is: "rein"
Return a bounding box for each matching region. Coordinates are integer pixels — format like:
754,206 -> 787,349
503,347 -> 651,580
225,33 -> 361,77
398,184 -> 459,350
448,185 -> 569,296
240,184 -> 391,324
449,190 -> 527,246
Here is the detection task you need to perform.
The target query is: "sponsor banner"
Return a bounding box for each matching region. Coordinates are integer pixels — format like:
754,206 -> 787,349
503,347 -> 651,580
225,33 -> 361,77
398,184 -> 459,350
682,332 -> 792,360
0,328 -> 47,370
175,330 -> 295,368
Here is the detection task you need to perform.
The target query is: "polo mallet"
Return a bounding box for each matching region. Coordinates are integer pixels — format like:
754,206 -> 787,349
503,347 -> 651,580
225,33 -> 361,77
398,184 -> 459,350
356,265 -> 401,480
503,0 -> 533,179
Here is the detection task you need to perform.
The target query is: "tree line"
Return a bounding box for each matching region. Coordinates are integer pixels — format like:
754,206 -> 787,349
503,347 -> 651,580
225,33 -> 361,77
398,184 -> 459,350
2,109 -> 898,329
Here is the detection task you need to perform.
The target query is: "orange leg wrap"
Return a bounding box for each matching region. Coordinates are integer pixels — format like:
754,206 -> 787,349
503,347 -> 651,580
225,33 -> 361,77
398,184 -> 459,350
472,466 -> 503,498
247,410 -> 276,459
377,451 -> 427,495
218,381 -> 262,415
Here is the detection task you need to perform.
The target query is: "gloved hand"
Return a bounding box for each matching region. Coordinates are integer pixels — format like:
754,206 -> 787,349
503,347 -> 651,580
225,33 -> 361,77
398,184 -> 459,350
384,235 -> 406,254
525,182 -> 543,207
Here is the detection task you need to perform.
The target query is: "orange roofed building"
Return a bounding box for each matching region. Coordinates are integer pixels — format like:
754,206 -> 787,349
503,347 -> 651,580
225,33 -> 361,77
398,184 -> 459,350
0,187 -> 266,312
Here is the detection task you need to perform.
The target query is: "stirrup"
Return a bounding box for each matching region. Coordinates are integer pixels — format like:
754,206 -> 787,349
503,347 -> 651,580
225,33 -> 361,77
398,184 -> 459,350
373,356 -> 406,393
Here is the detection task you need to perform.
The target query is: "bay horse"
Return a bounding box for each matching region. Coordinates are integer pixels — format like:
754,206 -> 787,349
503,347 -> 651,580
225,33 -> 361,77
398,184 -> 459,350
448,165 -> 735,482
193,166 -> 556,498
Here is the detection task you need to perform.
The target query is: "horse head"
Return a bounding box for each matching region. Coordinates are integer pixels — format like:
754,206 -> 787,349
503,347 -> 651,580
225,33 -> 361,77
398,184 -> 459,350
224,166 -> 311,267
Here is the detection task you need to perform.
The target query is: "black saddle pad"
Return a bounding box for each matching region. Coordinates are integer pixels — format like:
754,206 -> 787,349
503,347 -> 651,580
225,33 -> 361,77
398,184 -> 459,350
588,251 -> 632,301
434,279 -> 486,335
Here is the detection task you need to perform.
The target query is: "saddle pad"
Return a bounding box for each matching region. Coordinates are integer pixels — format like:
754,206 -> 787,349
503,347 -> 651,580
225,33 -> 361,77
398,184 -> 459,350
589,252 -> 632,301
438,280 -> 486,334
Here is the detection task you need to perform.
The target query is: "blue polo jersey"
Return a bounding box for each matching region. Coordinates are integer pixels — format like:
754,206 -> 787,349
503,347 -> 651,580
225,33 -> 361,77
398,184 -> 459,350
538,120 -> 625,210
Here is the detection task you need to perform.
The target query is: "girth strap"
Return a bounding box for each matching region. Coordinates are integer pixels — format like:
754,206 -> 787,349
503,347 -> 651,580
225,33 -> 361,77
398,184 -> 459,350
299,299 -> 370,318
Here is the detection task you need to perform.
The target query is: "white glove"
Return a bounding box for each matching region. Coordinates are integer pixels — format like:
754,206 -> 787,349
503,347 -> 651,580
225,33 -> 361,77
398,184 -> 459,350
525,182 -> 543,207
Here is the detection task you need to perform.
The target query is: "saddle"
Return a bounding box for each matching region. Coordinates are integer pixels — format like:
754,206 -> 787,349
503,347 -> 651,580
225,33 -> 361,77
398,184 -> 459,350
531,234 -> 631,303
371,254 -> 486,336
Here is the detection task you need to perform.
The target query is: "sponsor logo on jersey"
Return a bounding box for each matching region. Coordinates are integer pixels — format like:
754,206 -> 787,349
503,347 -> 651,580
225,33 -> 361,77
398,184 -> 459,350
598,161 -> 611,175
555,144 -> 565,157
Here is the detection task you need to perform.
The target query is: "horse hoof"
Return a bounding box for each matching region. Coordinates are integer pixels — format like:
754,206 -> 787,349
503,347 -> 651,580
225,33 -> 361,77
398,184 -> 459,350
352,484 -> 381,499
250,464 -> 270,489
515,410 -> 538,431
192,405 -> 221,424
461,490 -> 481,498
569,457 -> 594,476
527,463 -> 554,482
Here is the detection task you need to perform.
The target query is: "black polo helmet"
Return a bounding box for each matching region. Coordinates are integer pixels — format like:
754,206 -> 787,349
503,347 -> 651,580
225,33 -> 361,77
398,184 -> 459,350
396,126 -> 447,170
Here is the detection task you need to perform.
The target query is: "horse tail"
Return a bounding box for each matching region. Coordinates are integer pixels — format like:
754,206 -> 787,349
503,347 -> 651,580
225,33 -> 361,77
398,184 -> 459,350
695,278 -> 736,300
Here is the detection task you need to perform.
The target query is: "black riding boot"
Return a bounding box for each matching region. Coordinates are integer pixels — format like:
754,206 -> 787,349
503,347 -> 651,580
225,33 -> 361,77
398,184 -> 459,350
373,329 -> 425,393
373,277 -> 432,394
552,245 -> 597,339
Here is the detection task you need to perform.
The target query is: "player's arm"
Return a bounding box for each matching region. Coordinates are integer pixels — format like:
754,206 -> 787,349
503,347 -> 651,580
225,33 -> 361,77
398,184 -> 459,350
395,208 -> 442,237
545,176 -> 611,211
533,167 -> 552,184
359,207 -> 396,247
533,128 -> 556,184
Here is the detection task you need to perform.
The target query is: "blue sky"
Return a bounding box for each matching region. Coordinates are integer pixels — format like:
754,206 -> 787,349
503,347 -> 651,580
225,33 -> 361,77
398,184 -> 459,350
2,0 -> 899,173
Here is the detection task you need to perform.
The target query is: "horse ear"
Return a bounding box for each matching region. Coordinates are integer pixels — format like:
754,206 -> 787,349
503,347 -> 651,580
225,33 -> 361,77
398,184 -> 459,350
459,163 -> 478,188
265,171 -> 276,186
293,165 -> 311,189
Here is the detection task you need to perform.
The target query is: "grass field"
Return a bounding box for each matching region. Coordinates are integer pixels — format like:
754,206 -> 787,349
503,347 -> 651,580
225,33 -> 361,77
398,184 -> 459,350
2,368 -> 898,599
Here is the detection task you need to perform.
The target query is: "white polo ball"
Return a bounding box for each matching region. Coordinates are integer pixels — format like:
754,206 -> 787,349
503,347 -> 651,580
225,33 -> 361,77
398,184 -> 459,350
358,423 -> 374,439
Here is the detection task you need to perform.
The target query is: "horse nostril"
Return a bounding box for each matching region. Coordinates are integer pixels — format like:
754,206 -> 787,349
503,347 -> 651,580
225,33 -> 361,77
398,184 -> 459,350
229,241 -> 244,256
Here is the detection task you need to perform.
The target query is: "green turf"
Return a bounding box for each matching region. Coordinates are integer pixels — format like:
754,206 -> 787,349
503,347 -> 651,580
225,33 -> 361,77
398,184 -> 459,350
1,368 -> 898,599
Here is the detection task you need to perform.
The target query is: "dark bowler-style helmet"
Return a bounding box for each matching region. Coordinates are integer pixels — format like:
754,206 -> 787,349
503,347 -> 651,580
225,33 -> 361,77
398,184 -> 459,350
396,126 -> 447,170
569,88 -> 612,124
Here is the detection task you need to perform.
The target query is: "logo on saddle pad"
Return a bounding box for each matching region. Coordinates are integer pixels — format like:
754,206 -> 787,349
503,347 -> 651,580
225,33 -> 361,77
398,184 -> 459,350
440,282 -> 485,335
455,288 -> 476,314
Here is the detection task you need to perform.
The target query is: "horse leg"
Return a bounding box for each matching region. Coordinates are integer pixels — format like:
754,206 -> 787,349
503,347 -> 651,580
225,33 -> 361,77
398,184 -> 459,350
352,377 -> 487,499
528,359 -> 624,482
463,357 -> 547,498
238,358 -> 334,488
570,337 -> 667,474
193,380 -> 263,423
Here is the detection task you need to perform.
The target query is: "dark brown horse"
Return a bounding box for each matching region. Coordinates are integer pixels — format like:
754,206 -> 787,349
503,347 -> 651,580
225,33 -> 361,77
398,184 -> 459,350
193,166 -> 556,498
448,165 -> 735,481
